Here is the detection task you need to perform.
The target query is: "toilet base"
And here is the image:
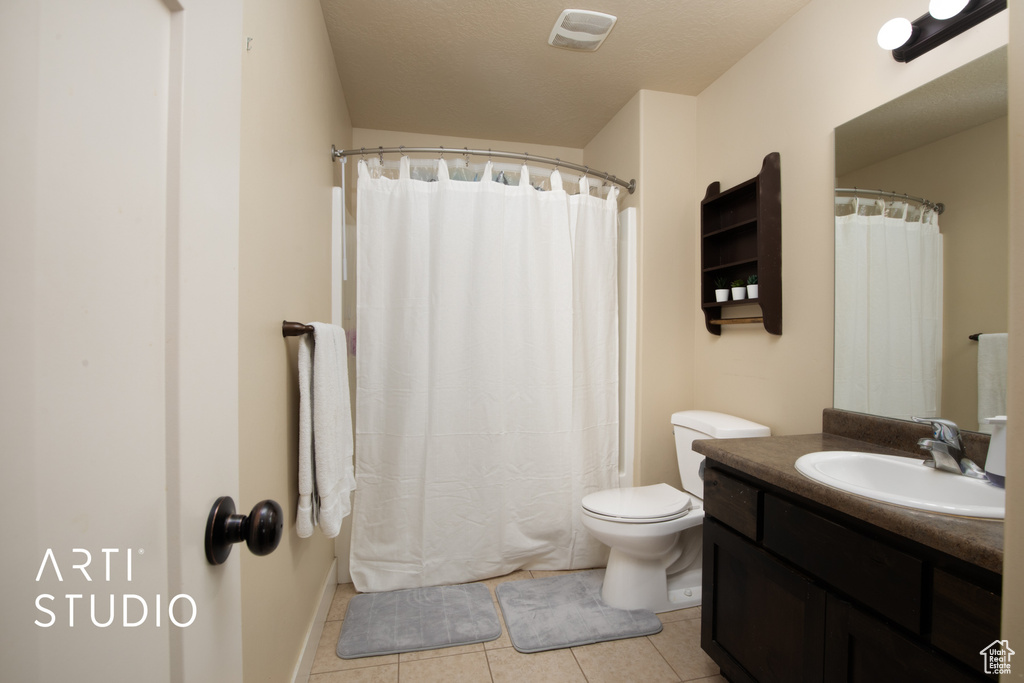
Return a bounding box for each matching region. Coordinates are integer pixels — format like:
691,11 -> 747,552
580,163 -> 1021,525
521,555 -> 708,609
664,565 -> 702,612
601,546 -> 674,613
599,522 -> 704,614
602,552 -> 703,613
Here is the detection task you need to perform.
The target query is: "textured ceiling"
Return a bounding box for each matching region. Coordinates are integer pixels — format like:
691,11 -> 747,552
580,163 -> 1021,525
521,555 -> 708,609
320,0 -> 812,148
835,47 -> 1007,177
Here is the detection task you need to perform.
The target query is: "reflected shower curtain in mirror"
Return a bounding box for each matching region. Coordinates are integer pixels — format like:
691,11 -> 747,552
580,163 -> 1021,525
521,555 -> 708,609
834,198 -> 943,420
350,157 -> 619,592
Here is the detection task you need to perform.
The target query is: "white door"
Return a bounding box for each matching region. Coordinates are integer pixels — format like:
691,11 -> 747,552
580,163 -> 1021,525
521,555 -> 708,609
0,2 -> 243,681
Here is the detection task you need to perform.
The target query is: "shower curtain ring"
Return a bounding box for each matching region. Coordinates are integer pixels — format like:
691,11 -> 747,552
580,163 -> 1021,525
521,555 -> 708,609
360,147 -> 366,160
439,146 -> 444,159
378,147 -> 384,164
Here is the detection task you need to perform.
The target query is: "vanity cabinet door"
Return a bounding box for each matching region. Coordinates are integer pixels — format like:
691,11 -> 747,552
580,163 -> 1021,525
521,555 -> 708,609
703,518 -> 826,683
762,494 -> 923,633
825,595 -> 984,683
931,568 -> 1002,676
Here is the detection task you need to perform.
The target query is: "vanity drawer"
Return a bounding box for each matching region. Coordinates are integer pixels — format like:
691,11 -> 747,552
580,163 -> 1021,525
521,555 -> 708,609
931,569 -> 1001,676
703,467 -> 761,541
762,494 -> 923,633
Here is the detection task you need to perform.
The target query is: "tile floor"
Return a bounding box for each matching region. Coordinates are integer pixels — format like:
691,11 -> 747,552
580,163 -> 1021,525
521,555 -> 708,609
308,570 -> 726,683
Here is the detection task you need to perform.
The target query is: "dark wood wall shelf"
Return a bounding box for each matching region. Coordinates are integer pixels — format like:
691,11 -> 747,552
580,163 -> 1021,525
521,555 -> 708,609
701,152 -> 782,335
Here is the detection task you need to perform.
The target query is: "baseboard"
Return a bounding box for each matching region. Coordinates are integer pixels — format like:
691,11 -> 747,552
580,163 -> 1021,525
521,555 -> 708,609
292,558 -> 338,683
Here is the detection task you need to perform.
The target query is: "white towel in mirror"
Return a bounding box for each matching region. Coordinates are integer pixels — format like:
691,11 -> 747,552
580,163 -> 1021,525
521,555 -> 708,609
978,333 -> 1008,434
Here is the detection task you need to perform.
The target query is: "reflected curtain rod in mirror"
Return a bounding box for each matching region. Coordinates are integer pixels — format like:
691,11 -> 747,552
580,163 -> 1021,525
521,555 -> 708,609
835,187 -> 945,215
878,0 -> 1006,62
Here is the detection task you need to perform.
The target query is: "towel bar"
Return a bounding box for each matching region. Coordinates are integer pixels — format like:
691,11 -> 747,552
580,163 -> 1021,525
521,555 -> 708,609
283,320 -> 314,337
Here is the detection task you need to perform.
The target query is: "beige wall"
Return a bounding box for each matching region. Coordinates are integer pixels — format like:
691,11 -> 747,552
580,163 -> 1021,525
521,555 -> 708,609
638,92 -> 699,487
1001,0 -> 1024,665
693,0 -> 1008,437
839,117 -> 1009,431
238,1 -> 351,681
585,93 -> 641,213
583,91 -> 697,488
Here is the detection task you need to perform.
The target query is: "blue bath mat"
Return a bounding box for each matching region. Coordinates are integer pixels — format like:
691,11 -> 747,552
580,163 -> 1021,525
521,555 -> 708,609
336,582 -> 501,658
495,569 -> 662,653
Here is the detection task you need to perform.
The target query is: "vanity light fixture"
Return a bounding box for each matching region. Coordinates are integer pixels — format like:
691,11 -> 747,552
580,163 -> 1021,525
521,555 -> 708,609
879,0 -> 1006,62
877,18 -> 914,51
928,0 -> 971,20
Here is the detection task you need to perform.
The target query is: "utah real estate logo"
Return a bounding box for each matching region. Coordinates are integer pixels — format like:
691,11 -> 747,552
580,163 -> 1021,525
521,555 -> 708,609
980,639 -> 1014,675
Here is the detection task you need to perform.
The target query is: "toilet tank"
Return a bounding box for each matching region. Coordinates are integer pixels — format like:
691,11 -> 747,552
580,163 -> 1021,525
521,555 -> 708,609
671,410 -> 770,499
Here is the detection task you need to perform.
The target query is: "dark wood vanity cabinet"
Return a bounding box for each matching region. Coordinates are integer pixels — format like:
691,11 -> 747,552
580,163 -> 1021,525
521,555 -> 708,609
702,463 -> 1001,683
705,518 -> 826,683
825,596 -> 980,683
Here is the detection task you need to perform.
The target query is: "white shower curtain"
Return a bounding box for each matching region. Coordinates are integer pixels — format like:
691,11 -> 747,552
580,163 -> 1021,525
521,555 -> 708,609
350,157 -> 619,592
834,198 -> 943,420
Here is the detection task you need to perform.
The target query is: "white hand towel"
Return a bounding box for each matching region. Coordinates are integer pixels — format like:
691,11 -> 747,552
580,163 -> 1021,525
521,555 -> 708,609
296,323 -> 356,538
978,333 -> 1008,434
296,333 -> 316,538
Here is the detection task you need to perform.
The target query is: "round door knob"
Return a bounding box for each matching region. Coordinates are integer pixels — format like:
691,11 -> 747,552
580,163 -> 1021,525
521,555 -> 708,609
205,496 -> 283,565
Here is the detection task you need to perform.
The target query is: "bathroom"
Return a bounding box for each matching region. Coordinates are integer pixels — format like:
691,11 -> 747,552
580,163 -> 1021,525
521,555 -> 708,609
2,0 -> 1020,681
250,1 -> 1021,679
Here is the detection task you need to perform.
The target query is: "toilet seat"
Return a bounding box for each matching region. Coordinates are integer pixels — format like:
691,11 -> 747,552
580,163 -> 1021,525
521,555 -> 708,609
582,483 -> 693,524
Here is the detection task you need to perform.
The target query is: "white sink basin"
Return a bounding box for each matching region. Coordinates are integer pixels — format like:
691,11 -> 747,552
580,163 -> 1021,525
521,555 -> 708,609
795,451 -> 1005,519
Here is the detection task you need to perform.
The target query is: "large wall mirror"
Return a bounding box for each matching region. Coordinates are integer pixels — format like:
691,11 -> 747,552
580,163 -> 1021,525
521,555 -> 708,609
833,47 -> 1008,433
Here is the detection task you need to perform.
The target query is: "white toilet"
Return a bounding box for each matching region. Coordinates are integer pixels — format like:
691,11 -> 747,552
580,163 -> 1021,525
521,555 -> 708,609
581,410 -> 770,613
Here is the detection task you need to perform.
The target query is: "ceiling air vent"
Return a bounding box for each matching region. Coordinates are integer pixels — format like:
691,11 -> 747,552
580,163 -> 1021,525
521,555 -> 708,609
548,9 -> 617,52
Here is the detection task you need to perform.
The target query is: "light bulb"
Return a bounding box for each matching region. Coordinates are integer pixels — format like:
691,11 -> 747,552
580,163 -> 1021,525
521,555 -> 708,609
929,0 -> 970,20
877,17 -> 913,50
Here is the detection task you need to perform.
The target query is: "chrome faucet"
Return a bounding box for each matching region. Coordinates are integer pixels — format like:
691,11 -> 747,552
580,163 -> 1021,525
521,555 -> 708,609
912,417 -> 987,479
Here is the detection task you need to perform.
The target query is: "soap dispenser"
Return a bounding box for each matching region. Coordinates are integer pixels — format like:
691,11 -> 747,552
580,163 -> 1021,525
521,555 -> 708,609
984,416 -> 1006,488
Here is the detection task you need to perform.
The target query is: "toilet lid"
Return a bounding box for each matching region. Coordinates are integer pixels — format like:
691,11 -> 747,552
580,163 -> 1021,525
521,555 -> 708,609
582,484 -> 692,522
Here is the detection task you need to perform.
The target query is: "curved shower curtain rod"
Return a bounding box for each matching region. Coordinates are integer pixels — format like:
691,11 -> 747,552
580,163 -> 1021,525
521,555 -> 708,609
332,145 -> 636,195
834,187 -> 945,215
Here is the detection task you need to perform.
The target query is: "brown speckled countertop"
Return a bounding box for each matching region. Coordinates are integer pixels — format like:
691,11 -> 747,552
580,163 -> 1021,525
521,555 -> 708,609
693,432 -> 1004,575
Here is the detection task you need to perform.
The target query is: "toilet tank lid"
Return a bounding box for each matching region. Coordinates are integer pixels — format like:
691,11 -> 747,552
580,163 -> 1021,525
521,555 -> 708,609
671,410 -> 770,438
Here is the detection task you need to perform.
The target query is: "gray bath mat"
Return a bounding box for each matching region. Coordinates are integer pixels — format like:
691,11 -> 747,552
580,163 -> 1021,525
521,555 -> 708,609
336,582 -> 501,659
495,570 -> 662,653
